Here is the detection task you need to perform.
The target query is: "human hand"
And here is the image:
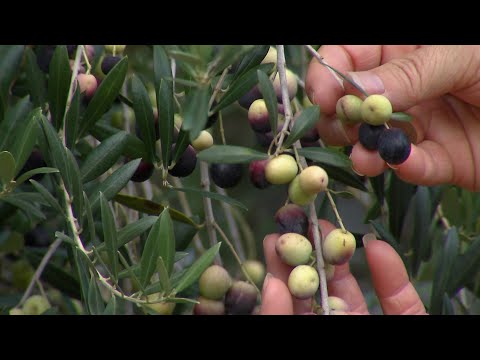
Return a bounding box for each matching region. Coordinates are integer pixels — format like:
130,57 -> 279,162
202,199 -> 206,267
259,220 -> 427,315
305,45 -> 480,191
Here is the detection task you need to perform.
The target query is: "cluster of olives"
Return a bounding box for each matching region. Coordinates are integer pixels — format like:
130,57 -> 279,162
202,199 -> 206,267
193,261 -> 265,315
337,94 -> 412,165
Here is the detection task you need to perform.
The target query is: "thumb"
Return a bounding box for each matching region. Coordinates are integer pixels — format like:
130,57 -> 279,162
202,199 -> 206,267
346,45 -> 479,111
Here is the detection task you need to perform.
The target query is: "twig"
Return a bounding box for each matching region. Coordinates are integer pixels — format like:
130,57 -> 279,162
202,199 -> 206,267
277,45 -> 330,315
273,45 -> 295,155
213,222 -> 261,298
200,161 -> 222,266
215,186 -> 246,261
436,204 -> 451,230
17,237 -> 64,307
218,111 -> 226,145
326,190 -> 347,232
209,66 -> 230,111
62,45 -> 83,144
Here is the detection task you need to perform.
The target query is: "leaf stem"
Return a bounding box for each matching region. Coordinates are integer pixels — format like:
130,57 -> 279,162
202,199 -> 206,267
326,189 -> 347,233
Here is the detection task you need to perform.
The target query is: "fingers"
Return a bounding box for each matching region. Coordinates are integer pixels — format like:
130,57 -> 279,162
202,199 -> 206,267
327,263 -> 369,314
260,274 -> 294,315
306,45 -> 383,115
352,45 -> 480,111
262,220 -> 368,315
364,239 -> 427,315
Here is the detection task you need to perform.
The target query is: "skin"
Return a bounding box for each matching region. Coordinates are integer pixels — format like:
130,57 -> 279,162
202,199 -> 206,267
260,220 -> 428,315
305,45 -> 480,191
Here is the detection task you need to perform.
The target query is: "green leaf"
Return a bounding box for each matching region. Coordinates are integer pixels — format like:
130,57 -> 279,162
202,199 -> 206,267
83,192 -> 96,245
174,220 -> 199,251
234,46 -> 270,81
174,243 -> 221,294
113,193 -> 198,227
66,148 -> 84,223
156,257 -> 172,293
257,70 -> 278,138
0,45 -> 24,117
0,151 -> 16,185
390,112 -> 413,122
117,216 -> 158,249
90,122 -> 147,160
0,97 -> 33,152
208,45 -> 254,77
447,235 -> 480,295
73,248 -> 91,305
140,215 -> 163,288
182,86 -> 210,142
87,277 -> 105,315
158,79 -> 175,168
103,296 -> 117,315
79,56 -> 129,138
197,145 -> 268,164
47,45 -> 71,130
65,83 -> 80,148
284,106 -> 321,148
153,46 -> 171,88
0,195 -> 45,222
131,75 -> 157,163
100,193 -> 118,281
80,131 -> 129,183
88,158 -> 141,214
297,147 -> 351,168
24,47 -> 46,108
172,129 -> 191,165
9,111 -> 39,176
430,227 -> 459,314
171,186 -> 248,211
369,174 -> 385,204
158,209 -> 175,276
387,172 -> 417,238
165,50 -> 203,66
212,63 -> 274,113
412,187 -> 432,277
29,179 -> 65,216
15,167 -> 59,187
38,113 -> 72,192
318,164 -> 367,192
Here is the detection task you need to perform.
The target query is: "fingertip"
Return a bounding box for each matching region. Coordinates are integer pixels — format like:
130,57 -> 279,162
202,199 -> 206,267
350,143 -> 387,177
260,277 -> 294,315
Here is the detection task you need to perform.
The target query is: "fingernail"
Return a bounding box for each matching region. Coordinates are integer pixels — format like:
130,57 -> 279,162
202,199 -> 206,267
386,163 -> 399,170
362,233 -> 377,248
348,71 -> 385,95
263,272 -> 274,292
351,163 -> 365,177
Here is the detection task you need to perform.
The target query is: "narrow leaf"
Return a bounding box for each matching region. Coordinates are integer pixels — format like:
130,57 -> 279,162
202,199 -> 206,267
90,122 -> 147,160
24,47 -> 46,108
174,243 -> 222,294
47,45 -> 71,129
197,145 -> 268,164
79,57 -> 128,138
80,131 -> 129,183
158,79 -> 174,168
297,147 -> 351,168
100,192 -> 118,281
65,83 -> 80,148
156,257 -> 172,293
318,164 -> 367,192
182,86 -> 210,142
9,111 -> 39,176
113,193 -> 198,226
88,158 -> 141,214
234,45 -> 270,80
0,151 -> 16,185
30,179 -> 65,216
158,209 -> 175,275
131,75 -> 157,162
0,97 -> 33,151
15,167 -> 59,187
212,63 -> 274,113
140,215 -> 163,288
257,70 -> 278,138
87,277 -> 105,315
283,106 -> 321,148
